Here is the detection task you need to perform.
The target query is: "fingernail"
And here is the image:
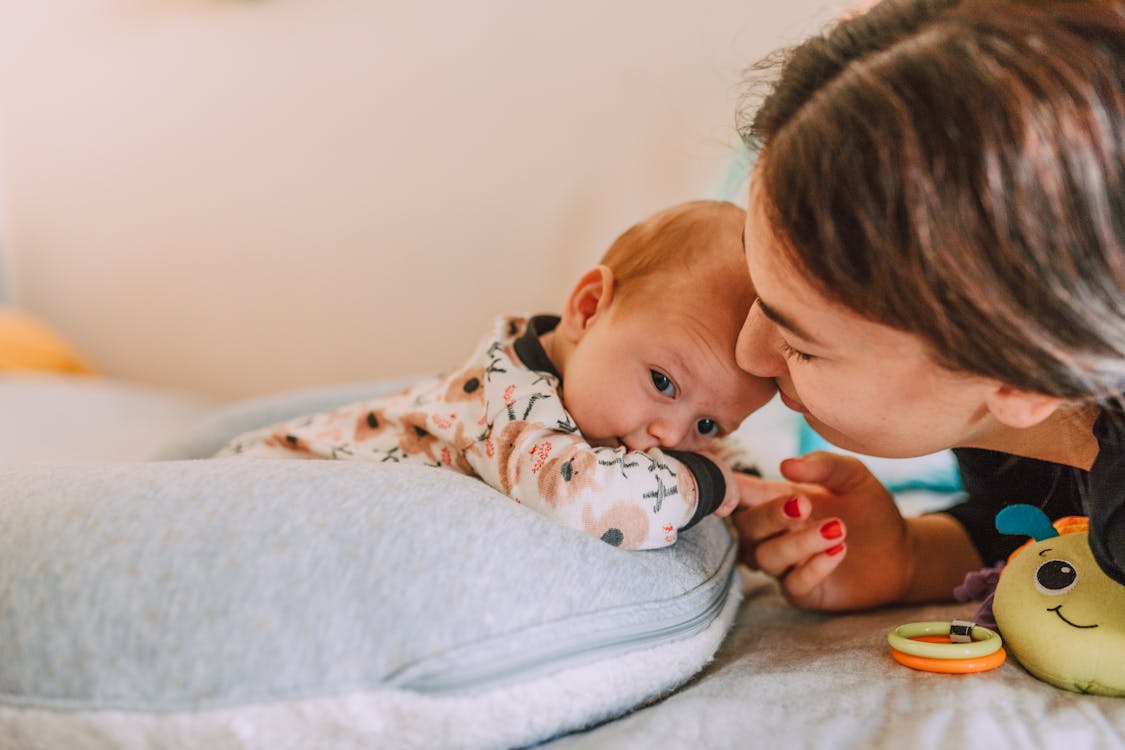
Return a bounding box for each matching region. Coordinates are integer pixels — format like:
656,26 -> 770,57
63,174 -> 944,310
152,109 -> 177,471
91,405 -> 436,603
825,543 -> 845,556
783,496 -> 802,518
820,520 -> 843,540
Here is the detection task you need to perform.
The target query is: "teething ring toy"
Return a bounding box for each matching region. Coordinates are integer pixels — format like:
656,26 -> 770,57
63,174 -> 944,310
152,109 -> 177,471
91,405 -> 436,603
887,620 -> 1006,674
890,644 -> 1007,674
887,620 -> 1001,659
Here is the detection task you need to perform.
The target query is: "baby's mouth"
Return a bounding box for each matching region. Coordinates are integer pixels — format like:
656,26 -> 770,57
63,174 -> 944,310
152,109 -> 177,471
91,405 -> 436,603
1047,605 -> 1098,629
588,436 -> 622,449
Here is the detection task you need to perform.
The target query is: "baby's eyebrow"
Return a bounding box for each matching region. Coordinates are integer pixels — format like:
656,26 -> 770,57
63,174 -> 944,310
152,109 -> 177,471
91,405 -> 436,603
757,299 -> 826,348
665,349 -> 691,385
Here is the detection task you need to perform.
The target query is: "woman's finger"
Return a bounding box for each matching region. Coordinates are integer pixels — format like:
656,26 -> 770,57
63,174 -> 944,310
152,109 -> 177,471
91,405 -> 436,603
731,493 -> 809,541
781,542 -> 848,601
753,517 -> 846,576
779,451 -> 874,494
731,474 -> 802,507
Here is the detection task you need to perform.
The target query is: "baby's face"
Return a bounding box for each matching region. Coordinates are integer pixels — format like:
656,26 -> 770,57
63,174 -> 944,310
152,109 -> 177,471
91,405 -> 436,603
562,284 -> 776,453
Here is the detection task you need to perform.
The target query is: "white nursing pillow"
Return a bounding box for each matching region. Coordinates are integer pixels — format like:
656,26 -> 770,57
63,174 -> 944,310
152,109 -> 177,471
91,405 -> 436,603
0,456 -> 739,749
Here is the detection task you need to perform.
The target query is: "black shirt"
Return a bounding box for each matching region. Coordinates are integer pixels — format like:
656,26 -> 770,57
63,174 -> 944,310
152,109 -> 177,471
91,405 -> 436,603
945,405 -> 1125,585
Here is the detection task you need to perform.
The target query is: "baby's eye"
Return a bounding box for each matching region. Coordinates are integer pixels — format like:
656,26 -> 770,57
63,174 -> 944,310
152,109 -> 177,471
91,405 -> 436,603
650,370 -> 676,397
696,418 -> 719,437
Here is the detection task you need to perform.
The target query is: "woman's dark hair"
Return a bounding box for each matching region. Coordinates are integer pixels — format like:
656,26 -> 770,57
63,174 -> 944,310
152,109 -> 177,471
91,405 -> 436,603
740,0 -> 1124,401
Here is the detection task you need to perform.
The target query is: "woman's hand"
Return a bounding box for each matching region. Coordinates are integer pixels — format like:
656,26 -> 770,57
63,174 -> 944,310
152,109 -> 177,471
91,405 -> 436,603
733,451 -> 983,610
731,451 -> 915,611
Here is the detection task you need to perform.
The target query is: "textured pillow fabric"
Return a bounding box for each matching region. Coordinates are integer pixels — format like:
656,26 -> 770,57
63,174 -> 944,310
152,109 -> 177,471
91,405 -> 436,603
0,459 -> 739,749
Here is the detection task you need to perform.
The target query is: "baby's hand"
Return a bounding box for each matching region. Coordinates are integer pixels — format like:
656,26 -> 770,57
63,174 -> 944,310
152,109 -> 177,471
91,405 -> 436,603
710,461 -> 800,519
712,459 -> 741,518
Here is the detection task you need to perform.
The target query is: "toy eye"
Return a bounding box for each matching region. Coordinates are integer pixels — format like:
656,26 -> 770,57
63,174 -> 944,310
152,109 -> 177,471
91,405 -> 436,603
1035,559 -> 1078,595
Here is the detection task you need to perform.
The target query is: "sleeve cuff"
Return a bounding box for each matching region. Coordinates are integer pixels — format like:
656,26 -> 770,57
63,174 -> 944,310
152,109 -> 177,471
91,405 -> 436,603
665,450 -> 725,530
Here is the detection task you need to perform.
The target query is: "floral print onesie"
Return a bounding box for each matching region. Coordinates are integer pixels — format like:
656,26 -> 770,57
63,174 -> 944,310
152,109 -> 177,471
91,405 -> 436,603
217,315 -> 753,550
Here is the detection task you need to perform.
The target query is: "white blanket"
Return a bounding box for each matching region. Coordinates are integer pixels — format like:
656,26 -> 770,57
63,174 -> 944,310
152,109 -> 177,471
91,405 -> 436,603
547,568 -> 1125,749
5,374 -> 1123,749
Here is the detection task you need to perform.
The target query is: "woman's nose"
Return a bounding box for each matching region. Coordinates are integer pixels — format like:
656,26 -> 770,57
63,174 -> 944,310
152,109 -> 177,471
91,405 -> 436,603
736,301 -> 786,378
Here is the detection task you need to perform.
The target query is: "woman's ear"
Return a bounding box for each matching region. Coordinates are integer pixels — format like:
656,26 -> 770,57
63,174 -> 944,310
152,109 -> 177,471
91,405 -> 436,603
985,384 -> 1062,429
558,265 -> 615,343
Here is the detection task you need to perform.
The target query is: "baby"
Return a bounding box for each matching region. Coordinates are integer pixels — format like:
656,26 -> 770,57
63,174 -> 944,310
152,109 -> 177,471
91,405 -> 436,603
217,201 -> 776,549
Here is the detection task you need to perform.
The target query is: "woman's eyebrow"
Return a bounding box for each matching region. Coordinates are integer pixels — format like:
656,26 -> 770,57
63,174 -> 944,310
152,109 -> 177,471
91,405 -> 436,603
757,299 -> 826,348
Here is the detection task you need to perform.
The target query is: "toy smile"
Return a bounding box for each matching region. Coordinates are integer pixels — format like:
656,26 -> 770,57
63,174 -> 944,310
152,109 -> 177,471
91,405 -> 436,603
1047,605 -> 1098,629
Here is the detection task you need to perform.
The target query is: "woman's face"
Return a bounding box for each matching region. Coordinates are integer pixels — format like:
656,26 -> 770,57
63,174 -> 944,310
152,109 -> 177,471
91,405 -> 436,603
736,186 -> 1000,458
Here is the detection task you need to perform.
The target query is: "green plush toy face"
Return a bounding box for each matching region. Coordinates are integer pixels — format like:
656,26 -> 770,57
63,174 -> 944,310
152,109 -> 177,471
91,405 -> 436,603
994,530 -> 1125,696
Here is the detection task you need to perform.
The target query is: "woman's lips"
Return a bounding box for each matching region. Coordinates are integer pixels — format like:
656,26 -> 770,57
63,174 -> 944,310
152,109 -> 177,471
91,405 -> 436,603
778,388 -> 807,414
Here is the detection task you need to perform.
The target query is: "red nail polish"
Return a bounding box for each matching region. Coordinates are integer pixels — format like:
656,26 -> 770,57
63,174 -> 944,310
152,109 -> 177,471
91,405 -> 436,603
783,496 -> 801,518
825,543 -> 845,556
820,520 -> 843,540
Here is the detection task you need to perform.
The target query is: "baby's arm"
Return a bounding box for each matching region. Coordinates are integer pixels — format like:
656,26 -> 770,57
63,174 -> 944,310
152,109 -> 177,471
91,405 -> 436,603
466,427 -> 724,549
213,426 -> 316,458
462,373 -> 730,548
693,434 -> 768,518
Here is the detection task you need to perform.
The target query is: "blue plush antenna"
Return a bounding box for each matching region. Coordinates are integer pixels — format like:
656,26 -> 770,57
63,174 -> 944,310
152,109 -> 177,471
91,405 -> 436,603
995,504 -> 1059,541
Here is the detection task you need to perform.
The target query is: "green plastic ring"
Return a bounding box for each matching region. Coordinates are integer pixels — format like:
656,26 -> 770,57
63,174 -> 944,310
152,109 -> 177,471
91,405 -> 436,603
886,621 -> 1002,660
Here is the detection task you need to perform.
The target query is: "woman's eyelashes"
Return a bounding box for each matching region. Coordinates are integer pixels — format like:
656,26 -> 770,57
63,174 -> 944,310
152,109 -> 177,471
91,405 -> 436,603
650,369 -> 677,397
779,341 -> 814,363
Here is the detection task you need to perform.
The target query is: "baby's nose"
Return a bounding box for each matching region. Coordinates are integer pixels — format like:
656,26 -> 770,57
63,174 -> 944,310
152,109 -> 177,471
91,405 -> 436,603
649,418 -> 691,449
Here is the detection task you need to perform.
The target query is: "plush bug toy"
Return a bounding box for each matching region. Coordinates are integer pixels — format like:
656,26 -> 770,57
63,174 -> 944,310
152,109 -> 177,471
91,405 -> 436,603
993,505 -> 1125,696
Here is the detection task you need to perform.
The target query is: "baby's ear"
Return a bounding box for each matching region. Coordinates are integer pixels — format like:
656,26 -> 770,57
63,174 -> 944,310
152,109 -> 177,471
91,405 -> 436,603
559,265 -> 615,342
985,384 -> 1061,429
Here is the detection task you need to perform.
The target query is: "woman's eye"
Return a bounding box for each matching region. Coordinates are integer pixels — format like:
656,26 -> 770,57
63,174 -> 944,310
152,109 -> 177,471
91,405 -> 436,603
650,370 -> 676,397
779,341 -> 814,363
697,418 -> 719,437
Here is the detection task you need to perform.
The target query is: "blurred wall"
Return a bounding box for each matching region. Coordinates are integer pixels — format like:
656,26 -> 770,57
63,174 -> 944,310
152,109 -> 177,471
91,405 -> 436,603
0,0 -> 845,399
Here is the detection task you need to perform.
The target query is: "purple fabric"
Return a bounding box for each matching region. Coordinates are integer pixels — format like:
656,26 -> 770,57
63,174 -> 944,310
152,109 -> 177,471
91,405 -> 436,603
953,563 -> 1005,632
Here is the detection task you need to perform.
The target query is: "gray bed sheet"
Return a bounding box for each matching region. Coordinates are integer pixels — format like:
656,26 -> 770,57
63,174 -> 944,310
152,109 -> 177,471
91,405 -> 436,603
546,569 -> 1125,749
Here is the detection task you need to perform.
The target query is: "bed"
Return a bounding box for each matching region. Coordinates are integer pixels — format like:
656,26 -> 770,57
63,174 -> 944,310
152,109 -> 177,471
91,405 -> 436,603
2,2 -> 1122,746
1,369 -> 1122,749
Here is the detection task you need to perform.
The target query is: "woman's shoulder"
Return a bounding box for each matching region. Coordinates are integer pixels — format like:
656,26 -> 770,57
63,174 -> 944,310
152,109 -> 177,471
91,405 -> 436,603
1093,398 -> 1125,446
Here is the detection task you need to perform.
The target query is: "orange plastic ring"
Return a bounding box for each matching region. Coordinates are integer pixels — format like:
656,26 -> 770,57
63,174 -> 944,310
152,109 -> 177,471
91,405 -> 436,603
890,640 -> 1007,674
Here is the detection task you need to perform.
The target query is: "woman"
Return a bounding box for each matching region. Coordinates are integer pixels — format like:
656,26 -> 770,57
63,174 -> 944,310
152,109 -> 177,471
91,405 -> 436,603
730,0 -> 1123,611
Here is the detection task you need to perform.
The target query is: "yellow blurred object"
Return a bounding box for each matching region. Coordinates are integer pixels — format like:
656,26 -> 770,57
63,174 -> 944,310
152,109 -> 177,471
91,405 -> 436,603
0,309 -> 95,374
